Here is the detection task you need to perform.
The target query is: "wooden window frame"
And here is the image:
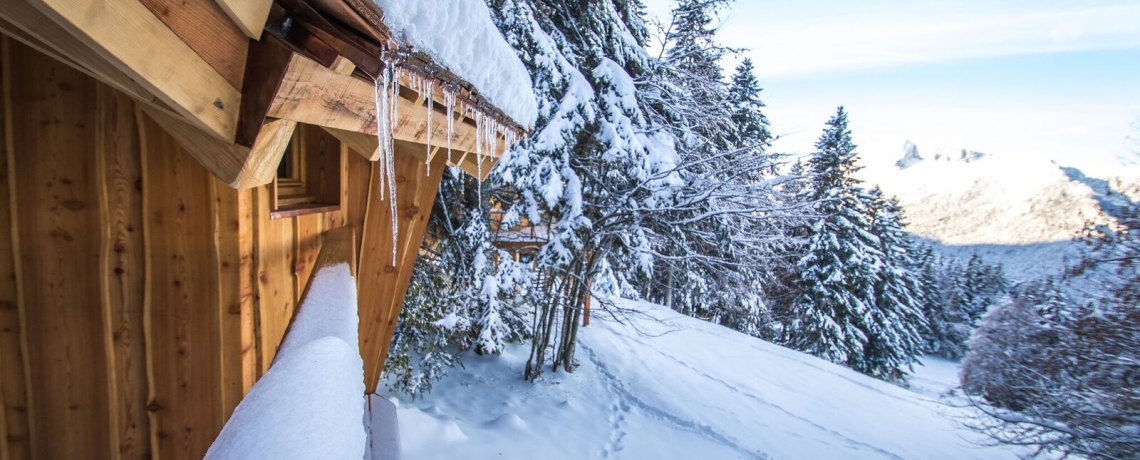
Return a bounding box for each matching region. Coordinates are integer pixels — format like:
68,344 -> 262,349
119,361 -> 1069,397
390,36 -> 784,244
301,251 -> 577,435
270,124 -> 344,219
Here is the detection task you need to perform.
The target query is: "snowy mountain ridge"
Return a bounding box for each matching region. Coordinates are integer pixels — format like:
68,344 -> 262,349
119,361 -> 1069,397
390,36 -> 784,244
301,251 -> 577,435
860,142 -> 1140,279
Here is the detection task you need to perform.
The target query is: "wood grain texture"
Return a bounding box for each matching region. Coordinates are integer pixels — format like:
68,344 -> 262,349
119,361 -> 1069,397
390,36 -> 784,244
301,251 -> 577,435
6,38 -> 113,459
137,0 -> 248,89
0,36 -> 30,460
253,186 -> 296,371
95,84 -> 150,460
324,126 -> 379,161
358,142 -> 448,393
0,0 -> 159,107
267,55 -> 502,159
138,110 -> 223,460
293,214 -> 322,298
302,124 -> 343,206
211,180 -> 254,423
213,0 -> 271,40
29,0 -> 241,140
142,106 -> 295,189
344,148 -> 372,268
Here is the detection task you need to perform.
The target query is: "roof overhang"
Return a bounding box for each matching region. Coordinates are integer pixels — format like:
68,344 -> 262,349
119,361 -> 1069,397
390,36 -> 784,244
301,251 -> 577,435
0,0 -> 526,188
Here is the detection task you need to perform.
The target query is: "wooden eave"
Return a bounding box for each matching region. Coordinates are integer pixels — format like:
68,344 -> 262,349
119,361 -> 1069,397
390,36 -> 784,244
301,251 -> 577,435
0,0 -> 526,189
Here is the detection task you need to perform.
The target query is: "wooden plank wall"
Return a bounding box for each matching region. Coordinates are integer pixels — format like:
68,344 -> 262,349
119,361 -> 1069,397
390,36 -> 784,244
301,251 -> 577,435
0,38 -> 378,460
0,32 -> 444,459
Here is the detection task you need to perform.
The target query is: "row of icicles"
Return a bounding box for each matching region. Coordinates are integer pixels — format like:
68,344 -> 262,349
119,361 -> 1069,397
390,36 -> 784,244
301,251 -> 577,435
372,60 -> 518,264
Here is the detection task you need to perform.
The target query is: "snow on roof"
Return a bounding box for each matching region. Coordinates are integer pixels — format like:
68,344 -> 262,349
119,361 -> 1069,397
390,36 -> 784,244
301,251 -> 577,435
373,0 -> 538,128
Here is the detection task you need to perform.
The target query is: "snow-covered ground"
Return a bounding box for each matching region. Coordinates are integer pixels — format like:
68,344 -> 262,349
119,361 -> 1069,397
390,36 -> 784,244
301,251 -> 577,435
387,299 -> 1017,460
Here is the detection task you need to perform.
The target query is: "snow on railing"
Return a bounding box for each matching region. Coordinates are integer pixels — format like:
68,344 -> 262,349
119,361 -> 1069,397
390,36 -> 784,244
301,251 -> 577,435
205,228 -> 368,459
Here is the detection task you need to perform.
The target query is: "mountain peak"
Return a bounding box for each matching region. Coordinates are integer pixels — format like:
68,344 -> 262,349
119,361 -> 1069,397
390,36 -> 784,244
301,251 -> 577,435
894,140 -> 923,169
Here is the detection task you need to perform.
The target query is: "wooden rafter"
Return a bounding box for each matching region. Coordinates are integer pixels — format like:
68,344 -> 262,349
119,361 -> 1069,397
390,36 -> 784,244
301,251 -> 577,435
266,53 -> 509,159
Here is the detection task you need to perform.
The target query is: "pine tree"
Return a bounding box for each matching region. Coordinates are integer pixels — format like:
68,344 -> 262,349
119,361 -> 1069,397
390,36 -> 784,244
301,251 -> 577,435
788,107 -> 883,366
727,58 -> 770,149
862,188 -> 927,380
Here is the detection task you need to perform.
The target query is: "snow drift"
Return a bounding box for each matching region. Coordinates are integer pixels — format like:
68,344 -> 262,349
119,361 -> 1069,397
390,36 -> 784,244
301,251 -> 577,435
389,299 -> 1017,460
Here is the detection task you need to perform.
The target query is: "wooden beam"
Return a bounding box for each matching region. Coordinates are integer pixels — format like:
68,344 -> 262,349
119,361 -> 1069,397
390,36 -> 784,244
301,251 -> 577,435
236,35 -> 294,148
358,143 -> 448,393
267,54 -> 503,158
0,0 -> 159,106
215,0 -> 272,40
137,0 -> 249,89
28,0 -> 241,141
141,108 -> 295,189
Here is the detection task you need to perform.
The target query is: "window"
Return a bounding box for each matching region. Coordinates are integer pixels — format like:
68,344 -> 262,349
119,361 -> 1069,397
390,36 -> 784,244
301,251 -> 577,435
270,124 -> 344,219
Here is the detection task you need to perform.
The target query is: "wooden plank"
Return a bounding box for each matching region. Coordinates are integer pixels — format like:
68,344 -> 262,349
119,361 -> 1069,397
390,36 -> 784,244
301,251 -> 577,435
359,142 -> 448,393
305,0 -> 382,42
0,36 -> 29,460
235,34 -> 293,149
95,84 -> 150,460
211,181 -> 255,423
142,107 -> 296,189
137,0 -> 248,89
344,148 -> 372,267
253,187 -> 297,371
214,0 -> 272,40
293,214 -> 322,298
302,124 -> 343,205
0,0 -> 159,106
29,0 -> 240,140
267,55 -> 492,156
6,38 -> 112,459
322,143 -> 350,231
138,108 -> 224,460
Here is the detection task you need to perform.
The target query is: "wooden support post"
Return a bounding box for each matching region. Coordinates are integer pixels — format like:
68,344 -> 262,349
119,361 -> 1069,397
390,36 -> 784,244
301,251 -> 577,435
358,142 -> 448,394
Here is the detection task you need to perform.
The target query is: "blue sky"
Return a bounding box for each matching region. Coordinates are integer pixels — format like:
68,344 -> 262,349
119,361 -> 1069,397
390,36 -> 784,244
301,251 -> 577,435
640,0 -> 1140,172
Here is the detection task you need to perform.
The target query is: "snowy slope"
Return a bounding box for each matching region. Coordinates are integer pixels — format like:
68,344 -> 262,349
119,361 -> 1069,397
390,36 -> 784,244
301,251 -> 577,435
386,299 -> 1017,460
859,145 -> 1140,279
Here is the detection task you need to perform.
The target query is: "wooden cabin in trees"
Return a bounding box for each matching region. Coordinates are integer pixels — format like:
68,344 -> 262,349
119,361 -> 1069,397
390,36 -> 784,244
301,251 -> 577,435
0,0 -> 535,458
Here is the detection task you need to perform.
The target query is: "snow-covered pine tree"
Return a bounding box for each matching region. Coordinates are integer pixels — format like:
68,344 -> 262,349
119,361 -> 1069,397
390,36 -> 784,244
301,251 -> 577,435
913,244 -> 969,358
727,58 -> 771,151
862,188 -> 927,380
787,107 -> 883,366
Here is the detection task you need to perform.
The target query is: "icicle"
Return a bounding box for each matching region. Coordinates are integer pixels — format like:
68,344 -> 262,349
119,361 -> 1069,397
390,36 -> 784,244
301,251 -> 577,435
489,118 -> 499,167
387,67 -> 400,265
425,79 -> 434,177
372,58 -> 404,266
475,110 -> 483,202
443,88 -> 455,164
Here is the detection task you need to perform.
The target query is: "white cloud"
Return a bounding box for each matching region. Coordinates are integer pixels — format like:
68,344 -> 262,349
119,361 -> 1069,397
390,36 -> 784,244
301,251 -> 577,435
643,0 -> 1140,78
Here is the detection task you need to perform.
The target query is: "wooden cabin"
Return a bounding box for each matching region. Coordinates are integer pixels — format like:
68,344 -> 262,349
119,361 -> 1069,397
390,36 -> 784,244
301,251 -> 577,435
0,0 -> 534,458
